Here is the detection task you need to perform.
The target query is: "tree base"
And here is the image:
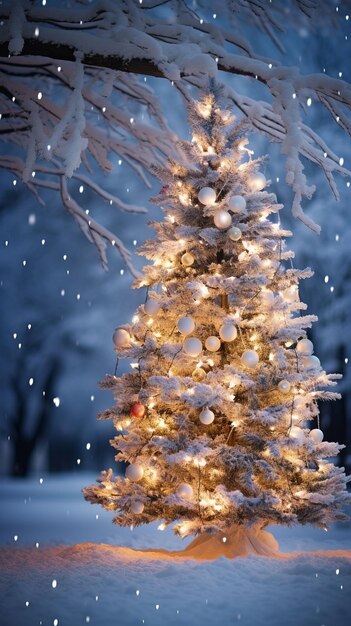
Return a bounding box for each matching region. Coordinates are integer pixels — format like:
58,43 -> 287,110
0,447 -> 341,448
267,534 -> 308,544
177,525 -> 280,560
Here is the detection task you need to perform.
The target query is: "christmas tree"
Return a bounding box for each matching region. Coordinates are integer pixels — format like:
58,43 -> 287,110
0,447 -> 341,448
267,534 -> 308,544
83,88 -> 350,558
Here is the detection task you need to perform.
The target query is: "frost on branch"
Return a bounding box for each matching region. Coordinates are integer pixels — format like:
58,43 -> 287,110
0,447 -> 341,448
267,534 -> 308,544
0,0 -> 351,270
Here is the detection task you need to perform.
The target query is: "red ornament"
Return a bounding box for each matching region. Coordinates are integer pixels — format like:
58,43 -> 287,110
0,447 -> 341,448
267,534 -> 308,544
130,402 -> 145,418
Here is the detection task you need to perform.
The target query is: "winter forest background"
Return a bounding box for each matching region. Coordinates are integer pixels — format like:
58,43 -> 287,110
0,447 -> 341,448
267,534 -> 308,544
1,0 -> 351,482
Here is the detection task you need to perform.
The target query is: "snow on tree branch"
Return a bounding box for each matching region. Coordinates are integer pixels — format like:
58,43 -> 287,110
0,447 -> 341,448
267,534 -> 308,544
0,0 -> 351,270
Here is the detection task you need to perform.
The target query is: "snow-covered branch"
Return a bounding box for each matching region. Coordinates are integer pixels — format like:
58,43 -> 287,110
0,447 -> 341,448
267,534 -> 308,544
0,0 -> 351,269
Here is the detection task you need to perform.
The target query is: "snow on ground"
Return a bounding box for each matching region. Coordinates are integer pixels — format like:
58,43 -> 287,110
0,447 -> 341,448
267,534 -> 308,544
1,473 -> 351,626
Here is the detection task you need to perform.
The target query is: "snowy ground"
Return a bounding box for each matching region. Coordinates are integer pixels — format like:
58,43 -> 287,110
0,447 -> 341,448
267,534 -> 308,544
1,473 -> 351,626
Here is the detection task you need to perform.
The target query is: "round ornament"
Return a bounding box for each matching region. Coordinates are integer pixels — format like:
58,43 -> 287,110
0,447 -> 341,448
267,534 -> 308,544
228,195 -> 246,213
198,187 -> 216,206
296,338 -> 314,355
199,407 -> 215,425
278,380 -> 291,394
213,210 -> 232,229
177,483 -> 193,499
130,501 -> 144,514
198,407 -> 215,425
219,324 -> 237,342
183,336 -> 203,357
125,463 -> 144,481
310,428 -> 324,443
228,227 -> 242,241
177,316 -> 195,335
205,336 -> 221,352
113,328 -> 131,349
130,402 -> 145,418
303,355 -> 321,370
249,172 -> 266,191
289,426 -> 304,444
181,252 -> 195,267
261,289 -> 275,304
241,349 -> 259,368
283,286 -> 298,302
192,367 -> 207,382
144,299 -> 161,316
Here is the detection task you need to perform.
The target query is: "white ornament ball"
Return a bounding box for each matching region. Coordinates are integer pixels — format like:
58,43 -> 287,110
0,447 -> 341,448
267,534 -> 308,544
241,349 -> 259,368
219,324 -> 237,342
181,252 -> 195,267
303,355 -> 321,370
310,428 -> 324,443
198,187 -> 216,206
183,336 -> 203,358
199,407 -> 215,425
283,286 -> 298,302
214,210 -> 232,229
228,226 -> 242,241
177,483 -> 193,499
278,380 -> 291,394
228,195 -> 246,213
249,172 -> 266,191
261,289 -> 275,304
205,336 -> 221,352
296,338 -> 314,355
113,328 -> 131,348
289,426 -> 305,444
130,501 -> 144,514
177,316 -> 195,335
125,463 -> 144,482
144,299 -> 161,316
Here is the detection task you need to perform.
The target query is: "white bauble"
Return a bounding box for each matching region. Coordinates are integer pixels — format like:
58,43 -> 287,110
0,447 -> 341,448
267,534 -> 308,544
261,289 -> 275,304
228,227 -> 242,241
177,316 -> 195,335
283,286 -> 298,302
205,336 -> 221,352
130,501 -> 144,514
219,324 -> 237,342
198,187 -> 216,206
199,407 -> 215,425
228,195 -> 246,213
113,328 -> 131,348
249,172 -> 266,191
125,463 -> 144,481
214,210 -> 232,229
303,355 -> 321,369
310,428 -> 324,443
289,426 -> 305,444
177,483 -> 193,499
144,299 -> 161,316
296,338 -> 314,355
241,349 -> 259,368
181,252 -> 195,267
278,380 -> 291,394
183,336 -> 203,357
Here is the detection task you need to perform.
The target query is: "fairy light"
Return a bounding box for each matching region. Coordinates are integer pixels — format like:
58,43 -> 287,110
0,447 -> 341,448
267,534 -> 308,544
132,315 -> 139,323
158,522 -> 166,531
146,318 -> 154,326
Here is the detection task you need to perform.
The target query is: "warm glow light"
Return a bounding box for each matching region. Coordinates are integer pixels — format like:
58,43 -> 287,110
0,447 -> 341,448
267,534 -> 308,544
132,315 -> 139,323
147,318 -> 154,326
207,359 -> 215,367
158,522 -> 166,531
130,362 -> 139,369
158,418 -> 166,428
269,352 -> 275,361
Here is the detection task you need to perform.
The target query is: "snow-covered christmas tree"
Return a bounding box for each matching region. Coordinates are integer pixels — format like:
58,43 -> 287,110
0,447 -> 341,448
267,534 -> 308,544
83,87 -> 350,558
